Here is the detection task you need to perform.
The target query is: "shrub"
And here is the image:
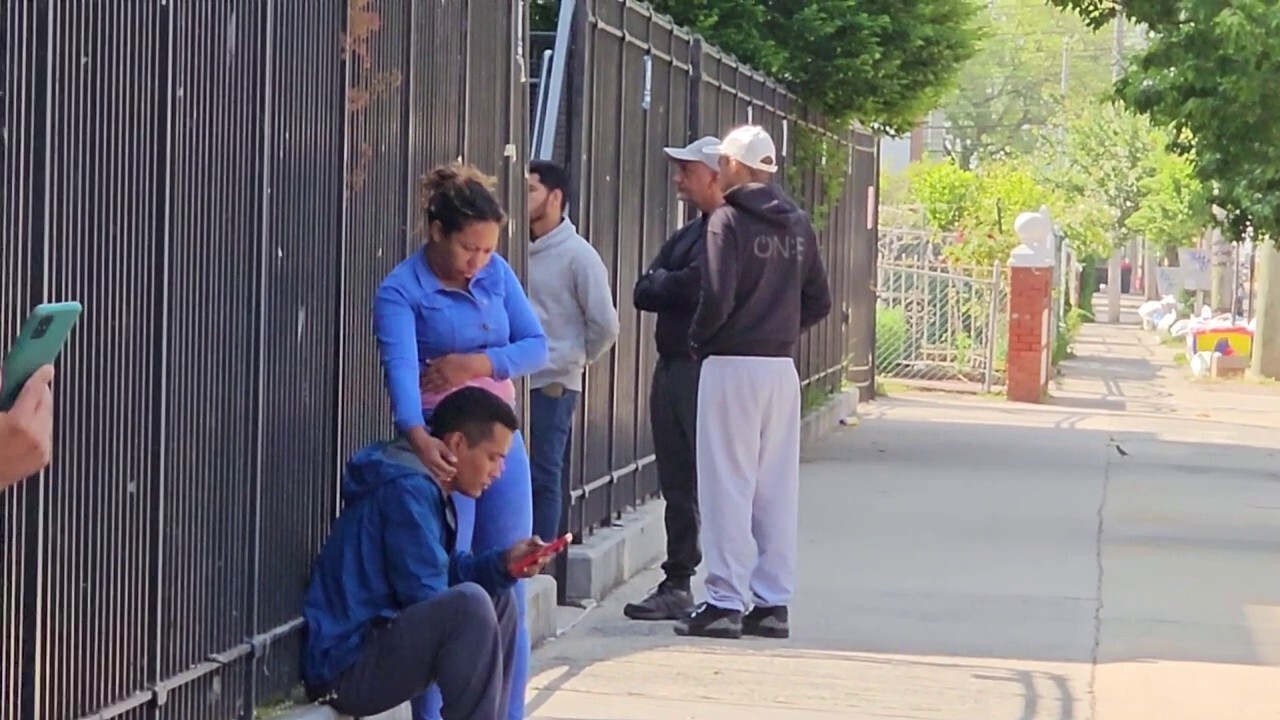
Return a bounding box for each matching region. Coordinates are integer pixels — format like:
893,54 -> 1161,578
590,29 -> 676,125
875,305 -> 910,376
1053,307 -> 1092,366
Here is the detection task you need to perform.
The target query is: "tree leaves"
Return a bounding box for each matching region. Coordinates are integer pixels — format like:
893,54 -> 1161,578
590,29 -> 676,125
1126,148 -> 1208,253
531,0 -> 984,133
938,0 -> 1115,167
900,99 -> 1205,262
1055,0 -> 1280,243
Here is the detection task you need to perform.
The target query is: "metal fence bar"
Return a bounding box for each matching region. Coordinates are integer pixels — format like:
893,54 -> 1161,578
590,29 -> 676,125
984,262 -> 1002,392
0,2 -> 517,718
558,0 -> 876,545
1,0 -> 877,714
875,261 -> 1008,390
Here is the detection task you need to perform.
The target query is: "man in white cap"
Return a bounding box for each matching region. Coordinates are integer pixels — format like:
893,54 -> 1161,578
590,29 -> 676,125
676,125 -> 831,640
624,136 -> 724,621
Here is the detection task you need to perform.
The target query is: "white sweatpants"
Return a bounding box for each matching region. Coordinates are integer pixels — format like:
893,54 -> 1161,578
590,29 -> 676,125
696,355 -> 801,612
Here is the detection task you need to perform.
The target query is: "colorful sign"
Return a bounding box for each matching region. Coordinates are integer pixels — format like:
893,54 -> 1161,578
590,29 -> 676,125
1189,327 -> 1253,358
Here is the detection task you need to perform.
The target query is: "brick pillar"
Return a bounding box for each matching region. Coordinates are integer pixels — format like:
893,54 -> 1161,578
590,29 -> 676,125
1007,266 -> 1053,403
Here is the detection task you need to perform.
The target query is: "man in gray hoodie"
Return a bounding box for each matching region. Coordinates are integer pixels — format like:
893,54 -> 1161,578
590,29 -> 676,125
677,125 -> 831,641
526,160 -> 620,543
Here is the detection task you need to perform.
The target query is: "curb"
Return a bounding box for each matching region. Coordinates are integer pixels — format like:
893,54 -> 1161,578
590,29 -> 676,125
272,702 -> 409,720
524,573 -> 559,647
565,501 -> 667,602
802,389 -> 858,449
275,389 -> 859,719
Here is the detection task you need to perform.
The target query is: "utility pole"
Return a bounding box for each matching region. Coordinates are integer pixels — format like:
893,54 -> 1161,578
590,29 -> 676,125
1210,225 -> 1234,313
1251,241 -> 1280,379
1106,13 -> 1126,323
1058,37 -> 1069,166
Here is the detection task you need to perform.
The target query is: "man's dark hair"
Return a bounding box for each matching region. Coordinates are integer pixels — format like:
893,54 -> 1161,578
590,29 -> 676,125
430,387 -> 520,446
529,160 -> 570,201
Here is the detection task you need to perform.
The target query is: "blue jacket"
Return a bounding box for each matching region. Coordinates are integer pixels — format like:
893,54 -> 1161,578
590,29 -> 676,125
373,251 -> 549,434
300,440 -> 515,690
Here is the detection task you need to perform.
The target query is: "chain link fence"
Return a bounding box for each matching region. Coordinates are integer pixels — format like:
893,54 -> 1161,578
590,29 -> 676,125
875,262 -> 1009,391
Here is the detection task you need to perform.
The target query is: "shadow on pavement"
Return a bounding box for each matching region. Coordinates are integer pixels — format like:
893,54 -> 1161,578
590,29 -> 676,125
529,394 -> 1280,719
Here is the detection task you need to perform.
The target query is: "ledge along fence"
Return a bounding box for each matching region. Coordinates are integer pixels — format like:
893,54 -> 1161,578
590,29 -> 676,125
545,0 -> 878,560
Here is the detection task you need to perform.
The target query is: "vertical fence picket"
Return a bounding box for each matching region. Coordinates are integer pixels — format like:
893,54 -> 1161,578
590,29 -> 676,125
554,0 -> 877,546
0,2 -> 875,716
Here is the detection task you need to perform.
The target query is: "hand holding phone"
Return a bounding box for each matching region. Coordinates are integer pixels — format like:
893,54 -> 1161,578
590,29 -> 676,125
0,302 -> 81,411
0,302 -> 80,488
0,364 -> 56,488
504,533 -> 573,578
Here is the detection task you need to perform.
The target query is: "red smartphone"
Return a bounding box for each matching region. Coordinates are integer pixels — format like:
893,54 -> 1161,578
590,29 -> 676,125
508,533 -> 573,576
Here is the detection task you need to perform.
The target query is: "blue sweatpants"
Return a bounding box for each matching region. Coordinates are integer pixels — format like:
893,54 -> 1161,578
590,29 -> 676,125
413,429 -> 532,720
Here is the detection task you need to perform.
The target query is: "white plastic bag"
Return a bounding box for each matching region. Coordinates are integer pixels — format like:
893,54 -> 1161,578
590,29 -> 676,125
1189,351 -> 1216,378
1139,300 -> 1164,321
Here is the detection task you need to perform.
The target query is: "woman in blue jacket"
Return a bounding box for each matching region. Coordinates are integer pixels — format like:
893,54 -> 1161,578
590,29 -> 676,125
373,163 -> 548,720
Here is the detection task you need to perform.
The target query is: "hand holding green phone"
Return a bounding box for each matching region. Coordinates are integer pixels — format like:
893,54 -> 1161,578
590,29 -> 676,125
0,301 -> 81,411
0,302 -> 81,488
0,364 -> 56,488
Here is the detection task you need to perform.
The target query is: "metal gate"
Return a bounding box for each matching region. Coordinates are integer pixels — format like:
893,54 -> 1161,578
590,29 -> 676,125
875,262 -> 1009,391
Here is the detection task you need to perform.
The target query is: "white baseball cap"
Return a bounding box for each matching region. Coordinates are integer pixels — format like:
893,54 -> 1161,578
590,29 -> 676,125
705,125 -> 779,174
663,136 -> 721,171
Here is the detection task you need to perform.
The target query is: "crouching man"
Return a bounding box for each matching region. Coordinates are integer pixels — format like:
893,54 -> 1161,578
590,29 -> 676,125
302,387 -> 554,720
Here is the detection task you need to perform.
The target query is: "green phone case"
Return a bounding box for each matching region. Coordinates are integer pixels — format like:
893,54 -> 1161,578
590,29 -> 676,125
0,301 -> 83,410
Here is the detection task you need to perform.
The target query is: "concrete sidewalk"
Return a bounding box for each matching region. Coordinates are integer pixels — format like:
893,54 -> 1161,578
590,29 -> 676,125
525,317 -> 1280,719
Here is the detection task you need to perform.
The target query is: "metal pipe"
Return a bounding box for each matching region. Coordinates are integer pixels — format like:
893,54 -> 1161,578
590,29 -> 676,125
984,262 -> 1002,392
535,0 -> 577,161
531,49 -> 553,157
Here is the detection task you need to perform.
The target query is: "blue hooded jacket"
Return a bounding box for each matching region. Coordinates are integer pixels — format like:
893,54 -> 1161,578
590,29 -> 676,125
300,439 -> 514,690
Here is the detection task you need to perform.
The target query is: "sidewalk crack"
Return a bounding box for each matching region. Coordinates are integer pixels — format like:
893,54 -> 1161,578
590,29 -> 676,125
1089,446 -> 1112,720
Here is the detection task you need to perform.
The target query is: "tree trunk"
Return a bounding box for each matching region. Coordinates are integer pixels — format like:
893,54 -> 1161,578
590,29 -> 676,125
1145,241 -> 1160,300
1106,248 -> 1123,323
1210,227 -> 1233,314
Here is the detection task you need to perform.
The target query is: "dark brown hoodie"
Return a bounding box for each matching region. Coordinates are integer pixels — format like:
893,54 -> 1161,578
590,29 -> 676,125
689,182 -> 832,359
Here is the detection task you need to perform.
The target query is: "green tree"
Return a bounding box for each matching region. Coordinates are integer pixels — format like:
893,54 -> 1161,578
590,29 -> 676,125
1126,144 -> 1208,255
530,0 -> 984,133
939,0 -> 1115,167
1048,0 -> 1277,241
968,160 -> 1056,240
946,160 -> 1059,266
904,160 -> 979,231
1053,101 -> 1159,245
900,158 -> 1058,266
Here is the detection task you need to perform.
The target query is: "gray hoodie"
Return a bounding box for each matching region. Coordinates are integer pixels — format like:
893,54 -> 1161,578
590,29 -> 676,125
528,218 -> 620,391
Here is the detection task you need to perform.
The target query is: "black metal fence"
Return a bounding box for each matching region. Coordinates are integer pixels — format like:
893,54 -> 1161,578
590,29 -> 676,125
553,0 -> 879,540
1,0 -> 876,717
0,3 -> 526,719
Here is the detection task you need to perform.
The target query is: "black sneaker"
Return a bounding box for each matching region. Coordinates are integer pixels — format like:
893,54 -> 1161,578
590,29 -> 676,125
743,605 -> 790,639
623,581 -> 695,621
673,603 -> 743,639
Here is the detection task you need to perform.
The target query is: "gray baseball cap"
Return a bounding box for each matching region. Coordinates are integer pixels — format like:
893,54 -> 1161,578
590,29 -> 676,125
663,136 -> 721,171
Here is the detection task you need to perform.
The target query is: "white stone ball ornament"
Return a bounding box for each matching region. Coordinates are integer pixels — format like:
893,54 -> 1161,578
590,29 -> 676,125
1009,211 -> 1055,268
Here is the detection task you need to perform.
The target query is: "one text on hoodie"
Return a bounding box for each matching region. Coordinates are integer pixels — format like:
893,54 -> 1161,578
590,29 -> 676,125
689,183 -> 832,359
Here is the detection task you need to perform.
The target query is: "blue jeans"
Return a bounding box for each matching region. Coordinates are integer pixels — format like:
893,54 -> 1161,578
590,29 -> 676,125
529,385 -> 579,543
414,429 -> 532,720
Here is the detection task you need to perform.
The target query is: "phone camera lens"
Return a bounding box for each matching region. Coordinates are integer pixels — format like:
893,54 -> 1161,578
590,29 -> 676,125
32,317 -> 52,339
